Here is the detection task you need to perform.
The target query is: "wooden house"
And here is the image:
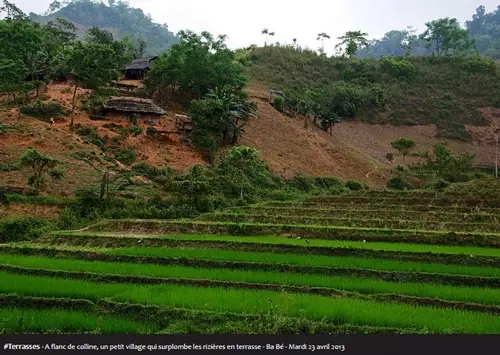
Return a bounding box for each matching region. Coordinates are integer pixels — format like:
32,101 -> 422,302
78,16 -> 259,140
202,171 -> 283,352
124,56 -> 158,80
101,96 -> 166,125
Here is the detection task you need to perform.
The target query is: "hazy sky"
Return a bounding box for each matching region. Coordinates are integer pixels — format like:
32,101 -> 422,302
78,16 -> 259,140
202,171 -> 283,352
11,0 -> 500,53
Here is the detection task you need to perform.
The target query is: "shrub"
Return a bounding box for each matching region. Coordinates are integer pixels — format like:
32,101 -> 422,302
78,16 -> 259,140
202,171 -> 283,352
0,217 -> 50,243
462,57 -> 496,74
386,173 -> 414,190
346,180 -> 368,191
380,57 -> 416,80
20,100 -> 68,121
273,96 -> 285,112
76,126 -> 106,150
122,125 -> 143,137
432,178 -> 450,191
0,162 -> 21,172
289,175 -> 316,193
132,163 -> 176,183
113,149 -> 137,167
314,177 -> 343,189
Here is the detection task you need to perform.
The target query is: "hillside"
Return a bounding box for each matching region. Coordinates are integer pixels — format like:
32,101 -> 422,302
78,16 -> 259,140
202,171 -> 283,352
0,82 -> 205,198
29,0 -> 178,55
246,46 -> 500,141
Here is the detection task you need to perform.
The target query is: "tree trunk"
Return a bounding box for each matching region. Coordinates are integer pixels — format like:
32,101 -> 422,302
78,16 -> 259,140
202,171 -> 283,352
13,93 -> 20,119
71,85 -> 79,131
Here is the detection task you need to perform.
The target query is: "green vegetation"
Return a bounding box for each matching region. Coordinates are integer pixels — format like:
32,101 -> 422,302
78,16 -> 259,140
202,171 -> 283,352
2,254 -> 500,307
0,307 -> 156,333
20,148 -> 64,194
105,247 -> 500,278
247,46 -> 495,139
31,0 -> 178,56
20,99 -> 69,121
0,272 -> 498,333
2,0 -> 500,336
51,232 -> 500,258
391,138 -> 416,164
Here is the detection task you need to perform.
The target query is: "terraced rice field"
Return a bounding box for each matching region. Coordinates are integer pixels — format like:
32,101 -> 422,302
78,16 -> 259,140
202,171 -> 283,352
1,192 -> 500,334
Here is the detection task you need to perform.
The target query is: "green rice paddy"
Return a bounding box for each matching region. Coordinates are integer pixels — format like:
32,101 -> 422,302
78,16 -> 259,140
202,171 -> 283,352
1,254 -> 500,306
0,272 -> 498,334
106,247 -> 500,278
4,193 -> 500,334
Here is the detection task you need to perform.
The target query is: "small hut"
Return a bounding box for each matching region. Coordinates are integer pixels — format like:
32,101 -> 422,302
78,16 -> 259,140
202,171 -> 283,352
124,56 -> 158,80
101,96 -> 166,125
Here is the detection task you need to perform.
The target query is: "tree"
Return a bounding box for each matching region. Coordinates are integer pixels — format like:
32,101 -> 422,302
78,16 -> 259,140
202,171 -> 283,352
262,29 -> 275,46
420,18 -> 474,56
20,148 -> 64,194
262,28 -> 269,46
336,31 -> 369,57
190,85 -> 257,164
64,41 -> 119,129
391,138 -> 416,163
317,33 -> 330,53
0,59 -> 29,117
145,30 -> 246,99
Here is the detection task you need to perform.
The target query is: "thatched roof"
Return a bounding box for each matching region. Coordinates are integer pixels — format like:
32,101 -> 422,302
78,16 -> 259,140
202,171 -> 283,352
103,96 -> 166,115
125,56 -> 158,71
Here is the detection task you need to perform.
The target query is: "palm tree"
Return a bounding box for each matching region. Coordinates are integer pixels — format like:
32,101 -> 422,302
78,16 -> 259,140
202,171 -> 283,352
317,33 -> 330,53
269,31 -> 275,45
335,31 -> 369,57
262,28 -> 269,46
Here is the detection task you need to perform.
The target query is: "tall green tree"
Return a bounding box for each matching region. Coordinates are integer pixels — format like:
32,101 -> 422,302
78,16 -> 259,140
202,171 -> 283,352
336,31 -> 369,57
64,41 -> 119,128
145,30 -> 246,99
190,86 -> 257,163
0,59 -> 29,116
421,18 -> 475,56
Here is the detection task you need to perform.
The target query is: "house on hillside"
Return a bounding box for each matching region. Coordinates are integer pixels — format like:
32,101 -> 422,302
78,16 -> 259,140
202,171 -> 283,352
100,96 -> 166,125
124,56 -> 159,80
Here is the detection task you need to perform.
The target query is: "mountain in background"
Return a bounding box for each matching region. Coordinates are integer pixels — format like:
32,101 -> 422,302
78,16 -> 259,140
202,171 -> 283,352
29,0 -> 179,56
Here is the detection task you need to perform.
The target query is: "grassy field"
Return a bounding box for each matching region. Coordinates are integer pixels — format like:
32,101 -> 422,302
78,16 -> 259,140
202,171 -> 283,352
2,192 -> 500,334
0,307 -> 157,333
1,254 -> 500,306
0,272 -> 499,333
105,247 -> 500,278
47,232 -> 500,257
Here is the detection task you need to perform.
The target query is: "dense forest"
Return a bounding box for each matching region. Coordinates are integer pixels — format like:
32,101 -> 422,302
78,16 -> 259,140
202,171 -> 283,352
359,5 -> 500,59
30,0 -> 179,56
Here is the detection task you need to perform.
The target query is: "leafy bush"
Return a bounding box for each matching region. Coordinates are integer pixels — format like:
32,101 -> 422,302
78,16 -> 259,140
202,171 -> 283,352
20,99 -> 68,121
288,175 -> 316,193
121,125 -> 143,137
432,178 -> 450,191
346,180 -> 368,191
0,217 -> 50,243
462,57 -> 496,74
132,163 -> 175,183
0,162 -> 21,172
313,177 -> 345,189
387,173 -> 414,190
380,58 -> 416,80
76,126 -> 106,150
114,148 -> 137,166
273,96 -> 284,112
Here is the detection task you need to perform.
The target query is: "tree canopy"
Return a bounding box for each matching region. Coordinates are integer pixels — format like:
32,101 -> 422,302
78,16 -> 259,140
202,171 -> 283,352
145,30 -> 247,99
